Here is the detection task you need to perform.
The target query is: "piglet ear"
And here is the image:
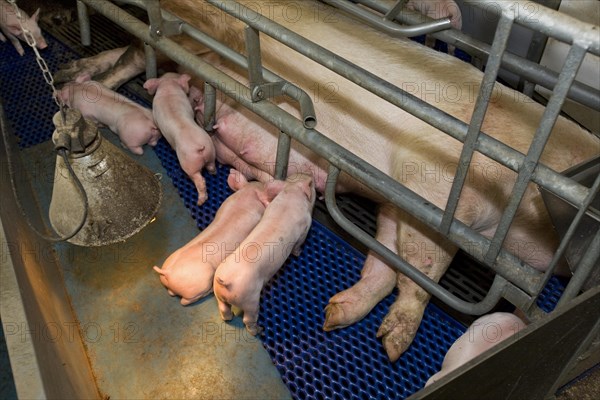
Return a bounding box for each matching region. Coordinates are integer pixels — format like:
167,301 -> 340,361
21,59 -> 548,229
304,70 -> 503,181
263,180 -> 286,204
143,78 -> 159,95
179,74 -> 191,93
298,175 -> 315,201
32,8 -> 41,21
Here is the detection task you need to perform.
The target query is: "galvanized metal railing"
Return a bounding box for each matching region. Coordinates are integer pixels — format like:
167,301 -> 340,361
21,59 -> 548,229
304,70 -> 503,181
76,0 -> 599,318
347,0 -> 600,111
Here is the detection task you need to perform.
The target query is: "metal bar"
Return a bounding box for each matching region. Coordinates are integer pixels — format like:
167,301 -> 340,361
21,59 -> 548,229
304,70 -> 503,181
484,42 -> 589,266
353,0 -> 600,110
383,0 -> 408,21
79,0 -> 546,294
244,26 -> 265,91
321,0 -> 452,37
144,43 -> 157,80
325,164 -> 509,314
145,0 -> 163,40
410,287 -> 600,399
537,170 -> 600,299
274,132 -> 291,180
174,13 -> 316,128
557,228 -> 600,306
440,13 -> 514,235
471,0 -> 599,56
518,0 -> 562,94
206,0 -> 593,210
203,83 -> 216,132
76,1 -> 90,46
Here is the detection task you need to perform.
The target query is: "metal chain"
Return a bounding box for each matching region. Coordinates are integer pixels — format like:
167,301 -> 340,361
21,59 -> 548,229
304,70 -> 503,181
6,0 -> 62,110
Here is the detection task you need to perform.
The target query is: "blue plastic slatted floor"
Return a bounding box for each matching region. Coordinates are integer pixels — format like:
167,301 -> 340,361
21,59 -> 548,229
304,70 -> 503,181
0,30 -> 567,399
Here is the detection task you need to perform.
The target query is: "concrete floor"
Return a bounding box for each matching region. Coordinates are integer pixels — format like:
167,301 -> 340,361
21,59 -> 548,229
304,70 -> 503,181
0,320 -> 17,400
16,135 -> 291,399
557,365 -> 600,400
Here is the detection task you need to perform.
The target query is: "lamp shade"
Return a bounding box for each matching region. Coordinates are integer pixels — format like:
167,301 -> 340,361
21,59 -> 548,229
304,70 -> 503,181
49,110 -> 162,246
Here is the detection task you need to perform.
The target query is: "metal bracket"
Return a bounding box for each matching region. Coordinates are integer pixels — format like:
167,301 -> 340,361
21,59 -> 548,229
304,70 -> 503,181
244,26 -> 317,129
146,0 -> 182,39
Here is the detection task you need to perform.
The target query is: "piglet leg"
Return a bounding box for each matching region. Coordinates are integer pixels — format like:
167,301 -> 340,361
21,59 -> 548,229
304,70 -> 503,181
323,204 -> 399,331
243,302 -> 263,336
216,292 -> 234,321
189,171 -> 208,205
6,32 -> 24,56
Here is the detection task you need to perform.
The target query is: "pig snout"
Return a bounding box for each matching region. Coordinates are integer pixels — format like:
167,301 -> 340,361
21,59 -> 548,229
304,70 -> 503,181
36,37 -> 48,49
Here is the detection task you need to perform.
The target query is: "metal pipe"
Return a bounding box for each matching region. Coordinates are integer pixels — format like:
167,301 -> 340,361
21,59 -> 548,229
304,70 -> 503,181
321,0 -> 452,37
206,0 -> 592,210
203,83 -> 216,132
353,0 -> 600,110
325,165 -> 509,314
245,27 -> 265,89
556,228 -> 600,306
274,132 -> 291,180
178,16 -> 316,128
79,0 -> 545,294
76,0 -> 542,294
440,13 -> 514,235
145,0 -> 163,39
76,1 -> 91,46
539,171 -> 600,299
144,43 -> 157,80
282,83 -> 316,130
517,0 -> 562,94
484,42 -> 588,265
383,0 -> 408,21
471,0 -> 599,56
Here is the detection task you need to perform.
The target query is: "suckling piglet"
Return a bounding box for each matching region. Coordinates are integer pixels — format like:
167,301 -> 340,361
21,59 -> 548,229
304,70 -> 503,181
57,78 -> 160,155
154,169 -> 285,305
144,72 -> 216,205
213,173 -> 316,335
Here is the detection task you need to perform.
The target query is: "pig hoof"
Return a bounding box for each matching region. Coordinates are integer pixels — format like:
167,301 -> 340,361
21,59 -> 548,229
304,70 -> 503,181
197,193 -> 208,206
323,303 -> 354,331
376,307 -> 421,362
323,283 -> 384,331
218,310 -> 233,321
246,324 -> 263,336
